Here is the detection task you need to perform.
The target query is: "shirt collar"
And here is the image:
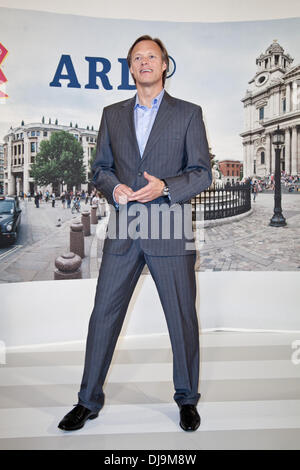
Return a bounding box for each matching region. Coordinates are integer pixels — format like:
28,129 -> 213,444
134,88 -> 165,110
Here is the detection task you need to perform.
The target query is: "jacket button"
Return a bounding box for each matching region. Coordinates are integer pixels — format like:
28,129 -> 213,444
138,172 -> 142,176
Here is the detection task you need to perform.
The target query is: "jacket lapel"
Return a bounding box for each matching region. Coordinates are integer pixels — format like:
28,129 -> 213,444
120,95 -> 141,164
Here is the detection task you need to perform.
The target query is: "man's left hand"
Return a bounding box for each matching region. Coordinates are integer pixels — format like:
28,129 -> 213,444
128,171 -> 164,203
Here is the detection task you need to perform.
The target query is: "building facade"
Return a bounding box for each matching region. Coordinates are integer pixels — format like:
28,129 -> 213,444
3,121 -> 97,195
240,40 -> 300,178
218,160 -> 243,184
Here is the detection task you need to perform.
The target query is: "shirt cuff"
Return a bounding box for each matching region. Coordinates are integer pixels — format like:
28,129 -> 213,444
113,184 -> 121,208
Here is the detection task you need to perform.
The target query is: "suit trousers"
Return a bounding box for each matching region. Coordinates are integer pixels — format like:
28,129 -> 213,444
78,239 -> 201,412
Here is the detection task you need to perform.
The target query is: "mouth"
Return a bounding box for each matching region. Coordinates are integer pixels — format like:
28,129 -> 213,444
140,69 -> 152,74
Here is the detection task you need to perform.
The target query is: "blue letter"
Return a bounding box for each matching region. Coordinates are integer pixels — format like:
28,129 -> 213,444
117,58 -> 136,90
85,57 -> 113,90
49,55 -> 81,88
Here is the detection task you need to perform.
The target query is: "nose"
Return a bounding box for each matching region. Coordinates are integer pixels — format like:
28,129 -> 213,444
141,56 -> 149,65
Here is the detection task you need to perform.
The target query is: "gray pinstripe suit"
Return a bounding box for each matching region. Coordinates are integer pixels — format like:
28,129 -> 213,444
78,91 -> 212,412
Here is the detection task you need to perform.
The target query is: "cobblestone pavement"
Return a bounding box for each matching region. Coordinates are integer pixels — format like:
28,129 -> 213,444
196,192 -> 300,271
0,199 -> 96,283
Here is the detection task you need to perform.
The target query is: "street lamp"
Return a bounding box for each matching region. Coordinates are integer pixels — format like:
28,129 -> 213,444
269,125 -> 286,227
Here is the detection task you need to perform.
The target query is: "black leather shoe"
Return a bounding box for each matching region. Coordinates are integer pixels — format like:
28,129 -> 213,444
179,404 -> 201,431
58,404 -> 99,431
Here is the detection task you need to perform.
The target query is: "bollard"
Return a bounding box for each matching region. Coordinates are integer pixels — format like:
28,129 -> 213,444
81,210 -> 91,236
91,205 -> 98,225
70,222 -> 84,258
54,252 -> 82,280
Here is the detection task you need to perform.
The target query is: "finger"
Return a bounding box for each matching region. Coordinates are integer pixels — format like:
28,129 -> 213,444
118,194 -> 129,204
120,185 -> 134,195
129,188 -> 148,199
129,191 -> 152,201
143,171 -> 154,181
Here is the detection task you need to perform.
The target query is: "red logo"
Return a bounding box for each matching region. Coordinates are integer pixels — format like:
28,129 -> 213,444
0,42 -> 8,98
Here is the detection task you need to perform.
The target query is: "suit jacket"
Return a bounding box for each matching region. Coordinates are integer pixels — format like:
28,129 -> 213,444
92,90 -> 212,256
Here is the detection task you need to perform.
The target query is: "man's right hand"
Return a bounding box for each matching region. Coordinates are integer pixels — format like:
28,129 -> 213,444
113,184 -> 135,205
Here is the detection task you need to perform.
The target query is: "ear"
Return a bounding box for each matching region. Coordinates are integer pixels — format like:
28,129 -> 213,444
162,61 -> 167,71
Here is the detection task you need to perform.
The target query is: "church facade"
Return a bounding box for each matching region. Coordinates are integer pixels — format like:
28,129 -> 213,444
240,40 -> 300,179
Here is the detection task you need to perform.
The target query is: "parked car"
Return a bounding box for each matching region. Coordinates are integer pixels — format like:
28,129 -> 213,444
0,196 -> 22,244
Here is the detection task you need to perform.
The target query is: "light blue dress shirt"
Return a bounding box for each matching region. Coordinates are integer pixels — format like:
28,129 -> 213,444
113,89 -> 165,204
134,88 -> 165,157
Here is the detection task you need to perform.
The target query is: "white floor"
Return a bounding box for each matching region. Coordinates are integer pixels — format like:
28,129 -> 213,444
1,331 -> 300,449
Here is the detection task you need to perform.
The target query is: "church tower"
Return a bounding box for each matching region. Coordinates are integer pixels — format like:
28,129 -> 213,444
240,40 -> 300,178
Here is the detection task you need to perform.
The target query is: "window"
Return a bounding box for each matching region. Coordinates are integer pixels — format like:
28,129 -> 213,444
31,142 -> 36,153
43,131 -> 48,137
261,151 -> 265,165
282,98 -> 286,112
31,131 -> 36,137
259,107 -> 264,120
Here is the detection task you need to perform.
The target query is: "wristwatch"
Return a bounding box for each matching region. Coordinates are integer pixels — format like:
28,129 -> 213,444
161,179 -> 170,197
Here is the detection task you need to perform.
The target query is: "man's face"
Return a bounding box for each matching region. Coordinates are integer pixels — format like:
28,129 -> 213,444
130,40 -> 167,88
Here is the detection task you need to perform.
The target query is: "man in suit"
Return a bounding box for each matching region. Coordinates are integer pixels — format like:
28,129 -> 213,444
58,35 -> 212,432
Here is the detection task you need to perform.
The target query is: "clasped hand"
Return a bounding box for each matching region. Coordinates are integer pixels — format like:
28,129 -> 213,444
114,171 -> 165,204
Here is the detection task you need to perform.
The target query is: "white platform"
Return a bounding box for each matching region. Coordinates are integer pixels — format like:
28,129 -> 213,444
1,271 -> 300,349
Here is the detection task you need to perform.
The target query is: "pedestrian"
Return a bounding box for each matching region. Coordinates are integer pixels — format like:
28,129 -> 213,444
66,192 -> 71,209
61,192 -> 66,209
34,193 -> 39,208
58,35 -> 212,433
253,182 -> 258,201
51,193 -> 56,208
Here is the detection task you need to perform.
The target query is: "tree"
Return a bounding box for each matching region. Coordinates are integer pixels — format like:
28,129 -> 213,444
31,130 -> 87,191
89,147 -> 97,172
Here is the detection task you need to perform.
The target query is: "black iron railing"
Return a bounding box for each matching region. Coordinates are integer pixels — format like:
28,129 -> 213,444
191,182 -> 251,221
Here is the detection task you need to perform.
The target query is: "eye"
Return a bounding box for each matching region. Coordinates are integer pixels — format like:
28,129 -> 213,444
134,56 -> 141,62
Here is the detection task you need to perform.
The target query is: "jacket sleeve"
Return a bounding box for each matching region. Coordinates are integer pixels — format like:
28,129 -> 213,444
164,106 -> 212,204
92,108 -> 121,206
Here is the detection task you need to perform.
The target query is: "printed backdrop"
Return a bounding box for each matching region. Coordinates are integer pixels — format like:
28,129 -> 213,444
0,7 -> 299,283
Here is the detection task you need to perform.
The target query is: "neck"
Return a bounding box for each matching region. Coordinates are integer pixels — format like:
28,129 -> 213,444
136,83 -> 164,108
